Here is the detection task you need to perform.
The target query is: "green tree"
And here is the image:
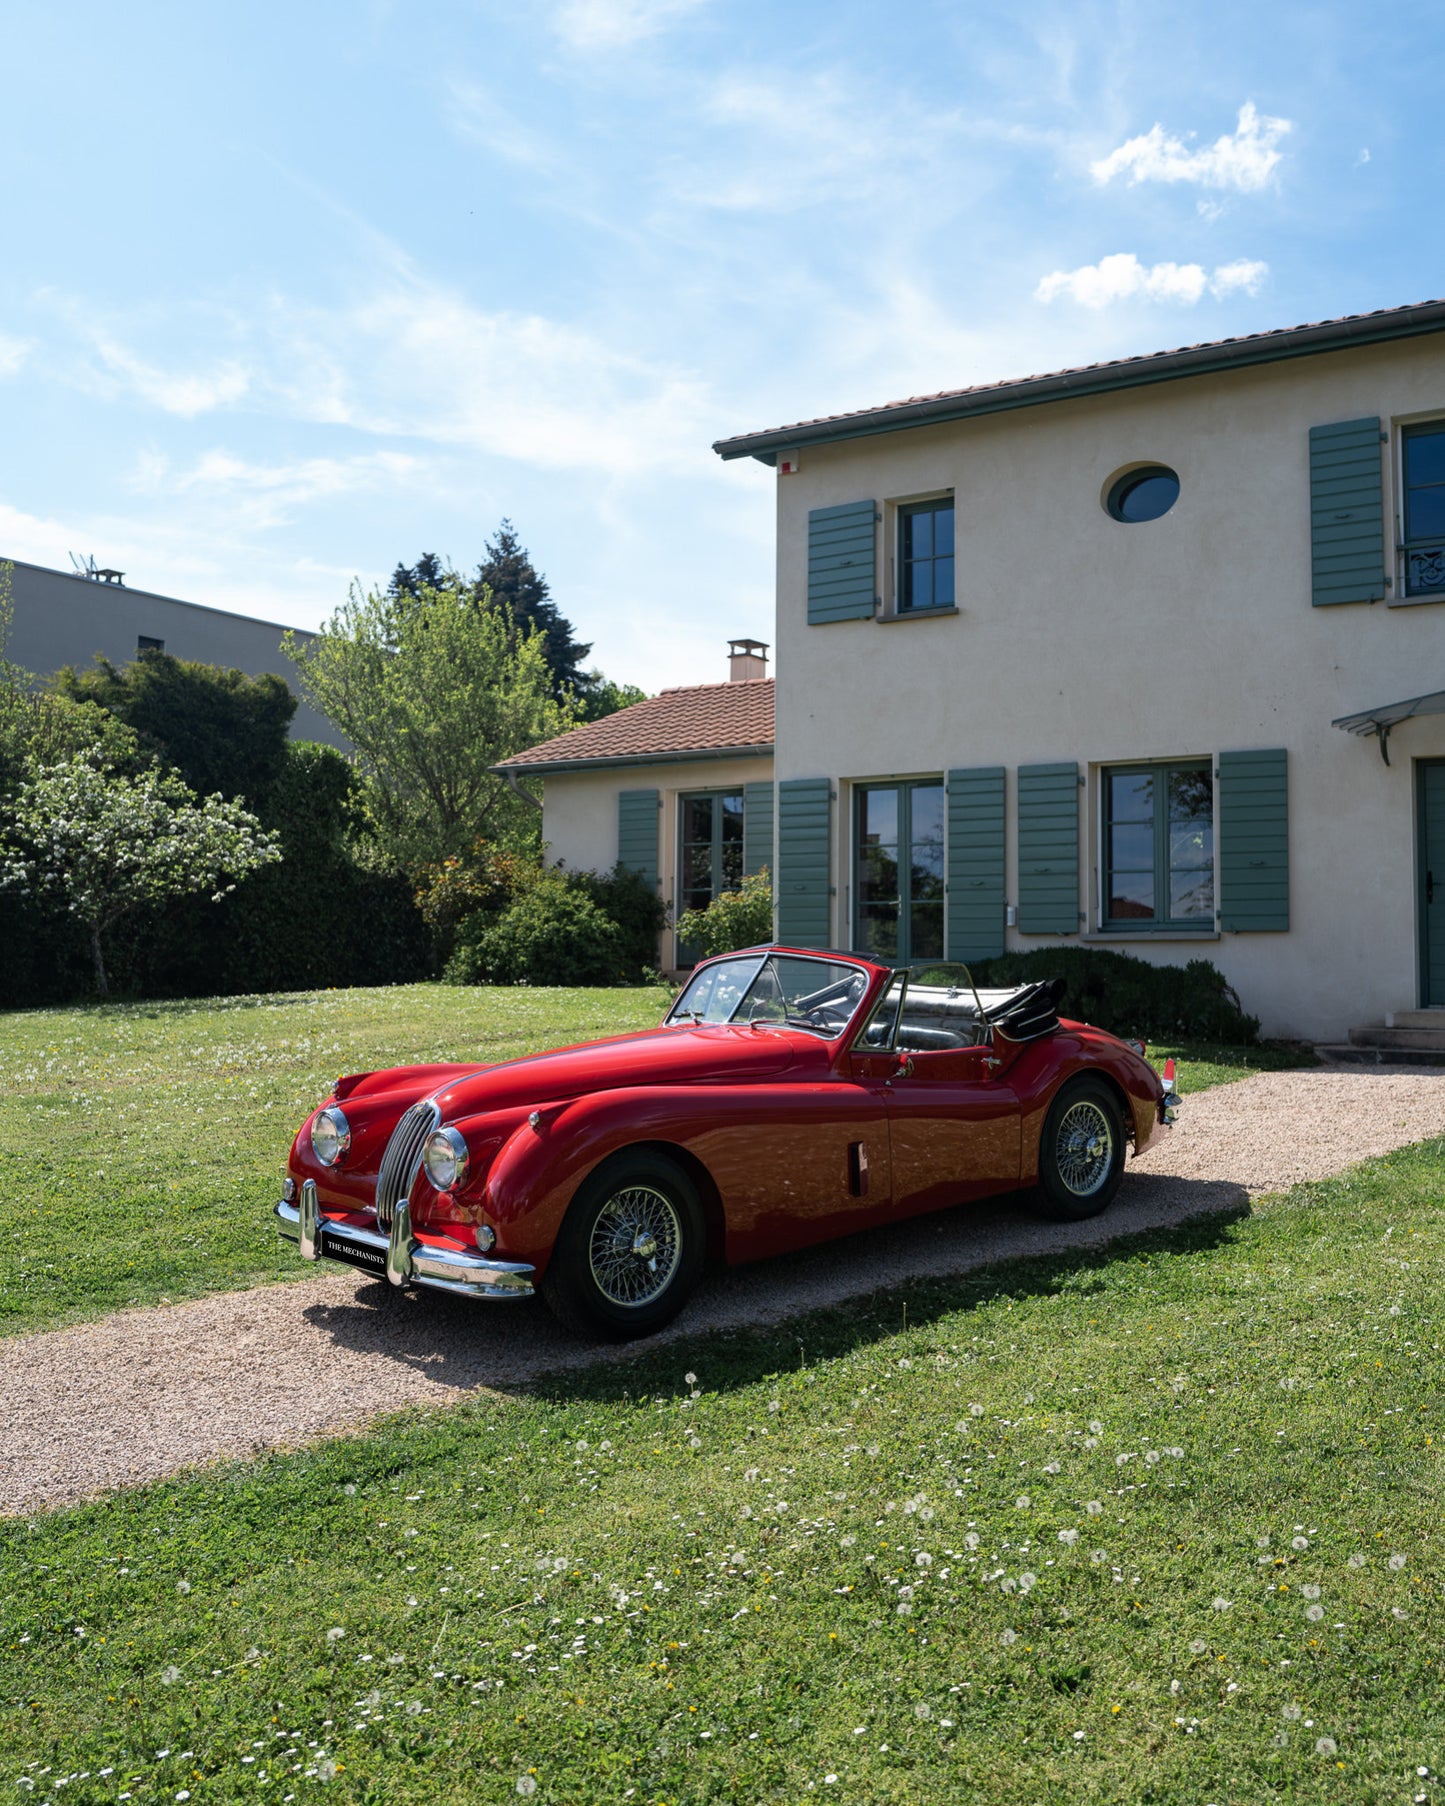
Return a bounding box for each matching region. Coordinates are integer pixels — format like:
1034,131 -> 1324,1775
53,649 -> 296,806
389,531 -> 644,722
0,757 -> 282,995
285,576 -> 570,872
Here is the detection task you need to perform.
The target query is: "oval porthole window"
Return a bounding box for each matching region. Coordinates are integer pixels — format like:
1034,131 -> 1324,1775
1106,464 -> 1180,524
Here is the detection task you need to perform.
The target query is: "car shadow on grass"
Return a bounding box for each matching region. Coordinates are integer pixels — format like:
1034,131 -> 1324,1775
298,1170 -> 1250,1401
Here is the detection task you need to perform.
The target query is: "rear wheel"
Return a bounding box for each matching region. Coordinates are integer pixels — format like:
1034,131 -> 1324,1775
1035,1078 -> 1126,1222
541,1151 -> 705,1340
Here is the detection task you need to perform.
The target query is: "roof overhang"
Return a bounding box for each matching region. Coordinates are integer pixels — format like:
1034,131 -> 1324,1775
492,741 -> 775,779
1332,690 -> 1445,764
714,299 -> 1445,465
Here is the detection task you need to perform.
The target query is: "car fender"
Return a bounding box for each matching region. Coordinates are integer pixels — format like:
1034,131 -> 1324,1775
483,1085 -> 728,1272
1008,1032 -> 1165,1183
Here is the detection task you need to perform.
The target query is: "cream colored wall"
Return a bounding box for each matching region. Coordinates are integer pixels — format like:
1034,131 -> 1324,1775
540,754 -> 775,970
773,335 -> 1445,1041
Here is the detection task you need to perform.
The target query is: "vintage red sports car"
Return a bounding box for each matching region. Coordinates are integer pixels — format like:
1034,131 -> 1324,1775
276,947 -> 1178,1339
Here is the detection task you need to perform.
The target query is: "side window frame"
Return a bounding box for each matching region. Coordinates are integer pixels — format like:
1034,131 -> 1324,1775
1097,759 -> 1216,933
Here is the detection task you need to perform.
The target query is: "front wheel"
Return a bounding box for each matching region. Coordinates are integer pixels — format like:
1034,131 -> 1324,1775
1034,1078 -> 1126,1222
540,1151 -> 705,1340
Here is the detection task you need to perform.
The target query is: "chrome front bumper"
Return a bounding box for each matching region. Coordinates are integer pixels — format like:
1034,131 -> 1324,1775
275,1180 -> 534,1299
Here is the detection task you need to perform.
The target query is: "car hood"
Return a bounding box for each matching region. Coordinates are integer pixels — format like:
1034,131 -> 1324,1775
430,1023 -> 803,1121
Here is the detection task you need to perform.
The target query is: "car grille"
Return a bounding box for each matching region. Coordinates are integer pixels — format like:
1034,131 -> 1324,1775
375,1099 -> 441,1230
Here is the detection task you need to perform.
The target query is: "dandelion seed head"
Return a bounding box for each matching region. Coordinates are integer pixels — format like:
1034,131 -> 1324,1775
1305,1604 -> 1324,1622
1212,1598 -> 1231,1612
970,1404 -> 984,1417
1292,1536 -> 1309,1551
1282,1704 -> 1302,1721
1000,1628 -> 1018,1645
1090,1549 -> 1107,1565
915,1552 -> 933,1568
685,1372 -> 697,1386
1085,1501 -> 1103,1516
326,1628 -> 345,1642
1347,1553 -> 1366,1569
516,1779 -> 537,1798
342,1484 -> 356,1497
1058,1529 -> 1078,1546
1389,1553 -> 1407,1571
915,1702 -> 932,1719
1315,1737 -> 1337,1756
1088,1420 -> 1103,1434
964,1533 -> 980,1550
1302,1584 -> 1321,1599
1016,1496 -> 1031,1510
1188,1639 -> 1207,1655
175,1580 -> 190,1594
160,1666 -> 182,1685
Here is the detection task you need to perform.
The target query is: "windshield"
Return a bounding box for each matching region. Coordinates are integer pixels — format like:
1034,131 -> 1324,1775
666,953 -> 872,1039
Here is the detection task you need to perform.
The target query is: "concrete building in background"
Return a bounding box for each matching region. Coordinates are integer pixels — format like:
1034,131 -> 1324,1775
3,557 -> 342,748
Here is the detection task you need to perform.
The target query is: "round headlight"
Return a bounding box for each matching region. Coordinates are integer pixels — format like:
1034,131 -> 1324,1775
423,1126 -> 470,1193
310,1106 -> 351,1167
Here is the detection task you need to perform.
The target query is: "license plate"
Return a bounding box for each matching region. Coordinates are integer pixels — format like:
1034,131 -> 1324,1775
318,1230 -> 388,1278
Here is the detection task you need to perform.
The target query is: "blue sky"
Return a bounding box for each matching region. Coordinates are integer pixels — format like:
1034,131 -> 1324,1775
0,0 -> 1439,691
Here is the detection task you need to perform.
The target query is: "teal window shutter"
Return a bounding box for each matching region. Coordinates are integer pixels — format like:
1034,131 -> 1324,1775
946,766 -> 1005,961
617,789 -> 659,890
1017,762 -> 1080,935
1309,417 -> 1386,606
777,778 -> 832,948
743,781 -> 774,876
1218,749 -> 1288,931
808,501 -> 877,624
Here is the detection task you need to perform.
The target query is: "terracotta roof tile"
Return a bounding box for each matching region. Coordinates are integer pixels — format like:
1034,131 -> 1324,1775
714,297 -> 1445,457
497,679 -> 773,772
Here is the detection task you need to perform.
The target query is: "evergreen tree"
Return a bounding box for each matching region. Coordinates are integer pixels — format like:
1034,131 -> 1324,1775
388,551 -> 446,601
473,520 -> 592,703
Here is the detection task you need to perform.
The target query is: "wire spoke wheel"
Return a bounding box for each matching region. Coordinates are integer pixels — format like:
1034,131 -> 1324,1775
587,1184 -> 684,1309
1053,1100 -> 1115,1197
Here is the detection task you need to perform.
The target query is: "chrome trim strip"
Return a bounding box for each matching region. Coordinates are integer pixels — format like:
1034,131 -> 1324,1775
376,1099 -> 442,1232
274,1196 -> 534,1297
299,1178 -> 321,1260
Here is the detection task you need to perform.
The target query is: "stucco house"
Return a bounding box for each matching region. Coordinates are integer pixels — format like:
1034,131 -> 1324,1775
504,298 -> 1445,1047
495,640 -> 774,969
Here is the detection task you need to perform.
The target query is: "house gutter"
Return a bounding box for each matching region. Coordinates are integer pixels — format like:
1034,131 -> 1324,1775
500,768 -> 544,811
492,741 -> 774,781
712,299 -> 1445,465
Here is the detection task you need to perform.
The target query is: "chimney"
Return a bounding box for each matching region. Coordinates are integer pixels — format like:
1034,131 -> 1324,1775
728,638 -> 769,682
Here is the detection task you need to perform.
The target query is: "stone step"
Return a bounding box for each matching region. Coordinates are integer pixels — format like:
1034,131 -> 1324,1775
1386,1007 -> 1445,1030
1349,1023 -> 1445,1050
1316,1041 -> 1445,1068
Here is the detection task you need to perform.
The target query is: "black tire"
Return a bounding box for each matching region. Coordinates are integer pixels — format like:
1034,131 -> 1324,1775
1034,1077 -> 1126,1222
540,1151 -> 705,1340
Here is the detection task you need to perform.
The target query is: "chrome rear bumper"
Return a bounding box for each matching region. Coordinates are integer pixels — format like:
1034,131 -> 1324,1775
275,1180 -> 534,1299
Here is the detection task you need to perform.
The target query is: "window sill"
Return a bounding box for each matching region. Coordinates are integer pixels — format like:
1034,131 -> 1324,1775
1388,590 -> 1445,608
877,606 -> 960,624
1083,929 -> 1220,943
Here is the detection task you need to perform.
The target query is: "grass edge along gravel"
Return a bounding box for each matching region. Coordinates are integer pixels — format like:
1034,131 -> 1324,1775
3,1130 -> 1442,1804
0,974 -> 1316,1341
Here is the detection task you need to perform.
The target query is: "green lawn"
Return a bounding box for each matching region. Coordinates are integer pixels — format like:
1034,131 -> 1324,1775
0,981 -> 1313,1341
0,984 -> 669,1338
3,1135 -> 1442,1803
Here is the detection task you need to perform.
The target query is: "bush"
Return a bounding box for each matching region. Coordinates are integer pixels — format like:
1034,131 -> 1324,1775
445,878 -> 624,986
675,868 -> 773,961
565,862 -> 669,980
965,945 -> 1259,1045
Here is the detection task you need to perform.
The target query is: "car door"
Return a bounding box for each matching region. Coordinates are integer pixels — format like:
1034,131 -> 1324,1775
876,1045 -> 1021,1213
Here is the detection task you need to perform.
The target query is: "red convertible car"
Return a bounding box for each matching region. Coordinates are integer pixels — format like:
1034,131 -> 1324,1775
276,947 -> 1178,1339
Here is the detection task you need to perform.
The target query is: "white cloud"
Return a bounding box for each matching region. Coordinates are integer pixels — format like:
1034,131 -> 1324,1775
275,283 -> 715,476
553,0 -> 709,50
1035,252 -> 1268,308
130,448 -> 427,530
446,80 -> 559,170
1091,101 -> 1291,192
0,332 -> 30,378
89,331 -> 249,417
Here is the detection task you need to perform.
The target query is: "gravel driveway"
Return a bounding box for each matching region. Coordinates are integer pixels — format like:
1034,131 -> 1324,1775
7,1066 -> 1444,1518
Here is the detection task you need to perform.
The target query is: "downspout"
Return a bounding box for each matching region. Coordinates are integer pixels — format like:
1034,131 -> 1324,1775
501,769 -> 543,811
